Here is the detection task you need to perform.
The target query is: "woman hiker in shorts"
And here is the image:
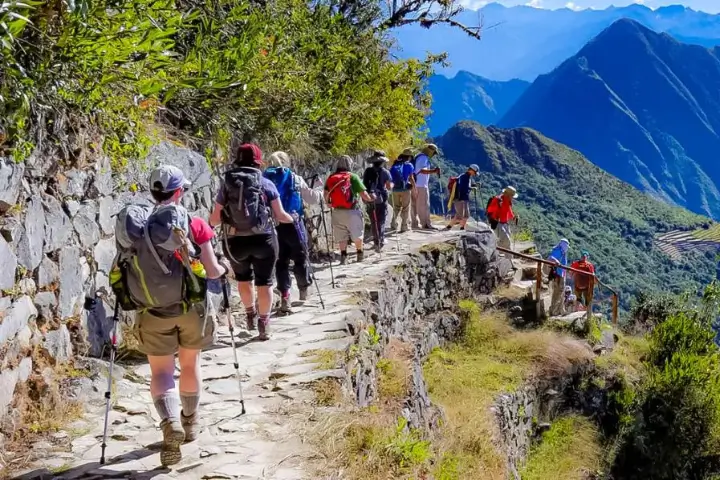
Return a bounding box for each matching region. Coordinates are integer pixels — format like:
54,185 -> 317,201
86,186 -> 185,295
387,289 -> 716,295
209,143 -> 294,340
324,155 -> 375,264
134,165 -> 230,466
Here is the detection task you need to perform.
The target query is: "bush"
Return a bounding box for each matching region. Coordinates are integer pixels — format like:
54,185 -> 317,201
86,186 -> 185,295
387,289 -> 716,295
611,282 -> 720,479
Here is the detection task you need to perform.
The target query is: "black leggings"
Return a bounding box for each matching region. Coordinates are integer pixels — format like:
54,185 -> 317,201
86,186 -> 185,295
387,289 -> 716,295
276,222 -> 312,294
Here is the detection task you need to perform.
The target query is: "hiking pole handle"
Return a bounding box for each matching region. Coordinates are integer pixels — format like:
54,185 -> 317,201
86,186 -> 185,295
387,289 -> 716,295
221,274 -> 231,311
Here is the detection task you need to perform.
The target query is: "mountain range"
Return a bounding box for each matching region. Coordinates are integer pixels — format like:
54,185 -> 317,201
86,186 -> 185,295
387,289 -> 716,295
498,18 -> 720,219
425,72 -> 529,137
434,121 -> 716,308
396,2 -> 720,81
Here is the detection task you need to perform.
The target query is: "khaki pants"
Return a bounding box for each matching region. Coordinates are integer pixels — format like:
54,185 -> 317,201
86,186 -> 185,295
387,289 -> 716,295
390,190 -> 412,232
495,222 -> 512,249
412,186 -> 431,229
549,276 -> 566,317
575,287 -> 593,307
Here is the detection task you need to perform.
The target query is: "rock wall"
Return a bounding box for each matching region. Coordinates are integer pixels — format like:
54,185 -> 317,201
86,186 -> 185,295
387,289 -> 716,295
0,143 -> 215,426
346,231 -> 513,433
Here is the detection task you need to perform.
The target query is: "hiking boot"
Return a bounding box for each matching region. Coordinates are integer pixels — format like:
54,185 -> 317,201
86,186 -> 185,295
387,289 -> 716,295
445,225 -> 452,230
160,418 -> 185,466
181,411 -> 199,443
357,250 -> 365,262
258,317 -> 270,341
245,312 -> 257,331
299,287 -> 309,301
279,296 -> 293,315
339,254 -> 348,265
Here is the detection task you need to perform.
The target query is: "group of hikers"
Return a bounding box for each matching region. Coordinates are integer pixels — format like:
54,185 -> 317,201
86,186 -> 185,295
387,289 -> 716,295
546,239 -> 597,317
105,139 -> 596,467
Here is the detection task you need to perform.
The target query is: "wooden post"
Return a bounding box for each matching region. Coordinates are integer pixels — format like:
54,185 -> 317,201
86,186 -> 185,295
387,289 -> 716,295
612,294 -> 619,325
535,261 -> 543,319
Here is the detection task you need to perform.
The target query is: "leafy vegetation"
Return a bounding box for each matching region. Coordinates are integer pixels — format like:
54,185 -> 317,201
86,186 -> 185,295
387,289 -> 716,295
435,121 -> 716,312
0,0 -> 480,168
611,282 -> 720,479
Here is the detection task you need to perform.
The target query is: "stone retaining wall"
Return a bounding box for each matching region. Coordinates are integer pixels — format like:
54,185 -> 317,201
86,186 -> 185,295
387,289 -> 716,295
0,143 -> 215,430
345,231 -> 513,433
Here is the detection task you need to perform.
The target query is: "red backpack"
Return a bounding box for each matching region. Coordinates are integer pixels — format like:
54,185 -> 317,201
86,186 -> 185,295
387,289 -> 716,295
447,176 -> 458,192
326,172 -> 354,209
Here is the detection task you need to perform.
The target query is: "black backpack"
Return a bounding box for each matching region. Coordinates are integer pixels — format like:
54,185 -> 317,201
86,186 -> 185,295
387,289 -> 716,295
363,166 -> 387,204
221,166 -> 272,236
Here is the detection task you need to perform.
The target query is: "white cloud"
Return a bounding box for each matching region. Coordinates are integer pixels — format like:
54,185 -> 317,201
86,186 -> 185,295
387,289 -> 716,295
565,1 -> 582,9
458,0 -> 489,9
526,0 -> 542,7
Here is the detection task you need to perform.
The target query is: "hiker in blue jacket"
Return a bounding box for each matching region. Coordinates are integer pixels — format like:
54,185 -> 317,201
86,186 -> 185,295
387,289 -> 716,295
389,148 -> 416,233
548,238 -> 570,316
264,151 -> 323,313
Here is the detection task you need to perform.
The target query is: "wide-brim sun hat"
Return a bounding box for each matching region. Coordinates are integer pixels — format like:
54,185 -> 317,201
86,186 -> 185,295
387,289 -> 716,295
503,186 -> 518,198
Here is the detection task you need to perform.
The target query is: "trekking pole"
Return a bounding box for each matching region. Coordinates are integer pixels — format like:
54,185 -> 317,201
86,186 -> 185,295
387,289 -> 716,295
293,217 -> 325,310
371,203 -> 382,258
100,300 -> 121,465
390,193 -> 401,252
221,276 -> 246,414
319,198 -> 337,289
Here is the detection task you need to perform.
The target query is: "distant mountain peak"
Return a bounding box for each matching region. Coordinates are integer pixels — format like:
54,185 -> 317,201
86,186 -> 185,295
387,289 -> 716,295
498,21 -> 720,219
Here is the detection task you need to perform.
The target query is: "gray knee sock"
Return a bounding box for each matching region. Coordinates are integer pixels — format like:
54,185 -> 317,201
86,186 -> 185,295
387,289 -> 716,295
153,392 -> 181,421
180,393 -> 200,416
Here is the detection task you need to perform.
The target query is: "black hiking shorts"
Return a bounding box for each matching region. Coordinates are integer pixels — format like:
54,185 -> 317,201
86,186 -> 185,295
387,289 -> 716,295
224,233 -> 279,286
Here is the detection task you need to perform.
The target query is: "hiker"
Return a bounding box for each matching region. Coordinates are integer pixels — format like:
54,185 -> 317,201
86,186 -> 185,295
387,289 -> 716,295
209,143 -> 294,341
446,164 -> 479,230
362,151 -> 393,252
411,143 -> 441,230
389,148 -> 416,232
486,186 -> 518,249
324,155 -> 375,264
570,250 -> 596,308
548,238 -> 570,316
111,165 -> 230,466
263,151 -> 323,313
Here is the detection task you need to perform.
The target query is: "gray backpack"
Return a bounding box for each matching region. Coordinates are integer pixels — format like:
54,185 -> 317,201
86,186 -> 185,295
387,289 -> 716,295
221,166 -> 272,236
112,203 -> 204,318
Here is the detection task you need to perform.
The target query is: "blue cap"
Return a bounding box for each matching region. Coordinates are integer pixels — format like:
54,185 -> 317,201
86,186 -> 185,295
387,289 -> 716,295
149,165 -> 191,193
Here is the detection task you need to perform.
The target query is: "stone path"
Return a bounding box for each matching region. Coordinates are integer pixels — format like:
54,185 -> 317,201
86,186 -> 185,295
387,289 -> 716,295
17,226 -> 462,480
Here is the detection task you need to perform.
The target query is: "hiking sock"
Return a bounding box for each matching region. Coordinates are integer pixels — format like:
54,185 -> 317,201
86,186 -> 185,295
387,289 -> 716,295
245,306 -> 257,319
179,392 -> 200,417
281,290 -> 290,300
357,249 -> 364,262
153,391 -> 181,421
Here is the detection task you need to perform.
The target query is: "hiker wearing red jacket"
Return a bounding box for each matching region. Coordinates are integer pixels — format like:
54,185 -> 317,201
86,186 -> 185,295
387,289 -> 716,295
570,250 -> 596,307
486,186 -> 517,249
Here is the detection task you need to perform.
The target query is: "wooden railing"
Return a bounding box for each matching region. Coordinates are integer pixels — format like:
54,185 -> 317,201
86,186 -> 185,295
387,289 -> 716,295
496,246 -> 619,325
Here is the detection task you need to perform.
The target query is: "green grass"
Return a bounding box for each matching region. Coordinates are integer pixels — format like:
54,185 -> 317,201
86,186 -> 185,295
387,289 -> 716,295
377,358 -> 410,401
424,301 -> 592,479
520,415 -> 602,480
301,349 -> 343,370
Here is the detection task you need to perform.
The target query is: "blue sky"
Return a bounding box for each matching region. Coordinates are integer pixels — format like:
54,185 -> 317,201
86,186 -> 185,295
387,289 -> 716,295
461,1 -> 720,13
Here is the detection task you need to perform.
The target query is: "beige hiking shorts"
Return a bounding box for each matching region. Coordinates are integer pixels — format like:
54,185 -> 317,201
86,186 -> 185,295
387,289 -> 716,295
453,200 -> 470,220
134,305 -> 216,356
331,208 -> 364,242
